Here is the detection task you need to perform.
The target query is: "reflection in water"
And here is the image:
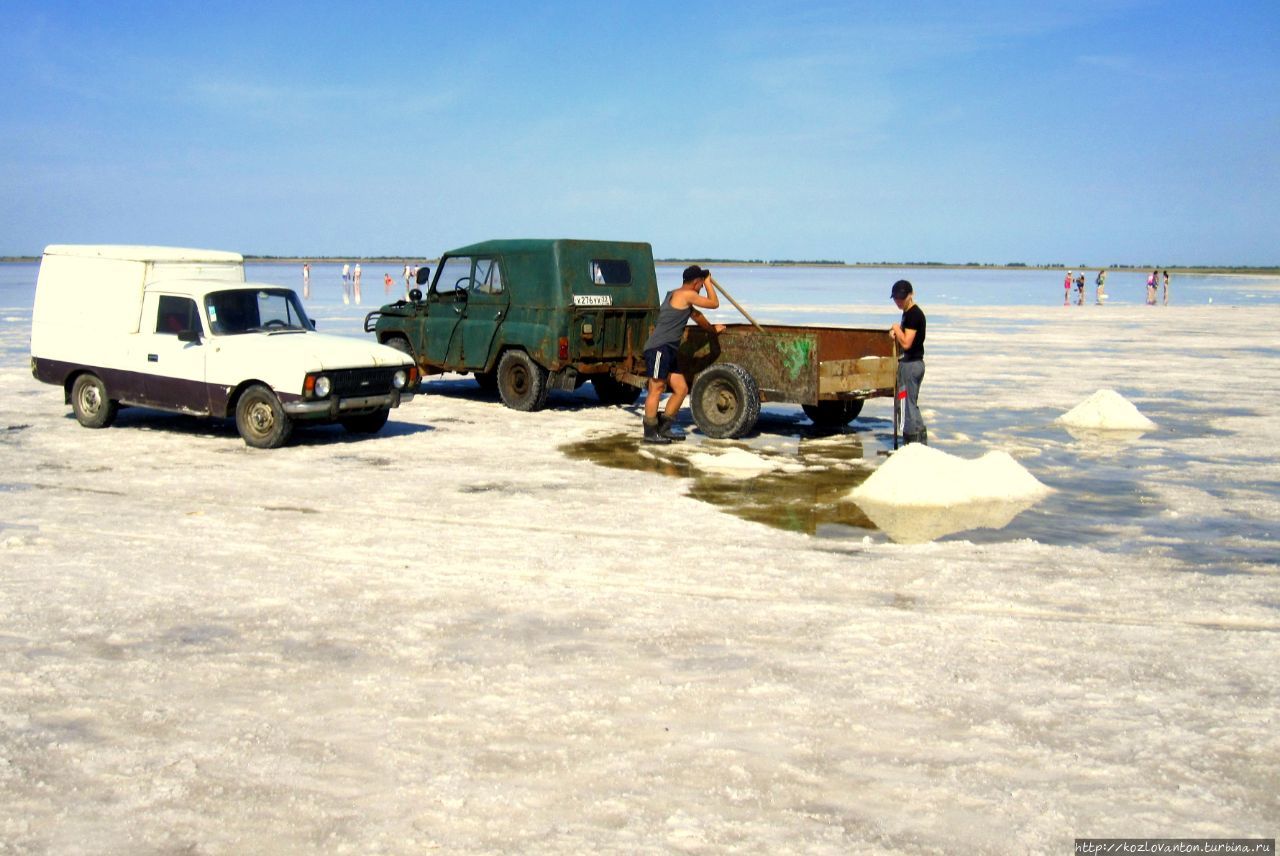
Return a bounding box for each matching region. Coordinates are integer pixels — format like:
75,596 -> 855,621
561,432 -> 877,536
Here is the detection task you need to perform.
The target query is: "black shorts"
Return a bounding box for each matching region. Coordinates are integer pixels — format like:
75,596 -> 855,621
644,343 -> 678,380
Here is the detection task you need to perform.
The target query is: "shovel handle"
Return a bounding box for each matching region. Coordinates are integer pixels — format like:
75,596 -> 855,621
709,276 -> 765,333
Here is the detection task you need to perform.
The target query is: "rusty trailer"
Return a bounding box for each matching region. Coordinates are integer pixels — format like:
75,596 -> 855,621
670,323 -> 897,439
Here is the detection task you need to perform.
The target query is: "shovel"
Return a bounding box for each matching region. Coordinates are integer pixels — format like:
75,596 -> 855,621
709,276 -> 765,333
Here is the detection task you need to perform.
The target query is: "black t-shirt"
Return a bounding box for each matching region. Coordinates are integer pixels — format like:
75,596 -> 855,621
901,304 -> 926,361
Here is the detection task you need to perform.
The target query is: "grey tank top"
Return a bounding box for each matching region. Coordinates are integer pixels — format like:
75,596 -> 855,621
644,290 -> 693,350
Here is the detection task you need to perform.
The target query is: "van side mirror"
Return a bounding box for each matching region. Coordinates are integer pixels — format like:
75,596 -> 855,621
415,266 -> 431,286
177,329 -> 202,344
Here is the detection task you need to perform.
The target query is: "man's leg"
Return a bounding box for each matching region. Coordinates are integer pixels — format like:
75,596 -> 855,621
899,361 -> 926,443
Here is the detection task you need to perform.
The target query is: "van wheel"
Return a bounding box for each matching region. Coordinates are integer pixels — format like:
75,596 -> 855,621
235,384 -> 293,448
71,374 -> 118,429
690,363 -> 760,439
802,399 -> 864,427
341,409 -> 390,434
592,375 -> 641,405
496,350 -> 550,411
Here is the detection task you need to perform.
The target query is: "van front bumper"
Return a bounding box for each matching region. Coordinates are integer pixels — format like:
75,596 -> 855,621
283,390 -> 410,418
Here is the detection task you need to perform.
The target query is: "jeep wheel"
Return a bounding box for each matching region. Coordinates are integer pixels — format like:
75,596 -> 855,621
235,384 -> 293,448
474,371 -> 499,394
341,408 -> 391,435
592,375 -> 641,406
802,399 -> 864,428
496,350 -> 550,412
385,335 -> 412,357
690,363 -> 760,439
71,373 -> 118,429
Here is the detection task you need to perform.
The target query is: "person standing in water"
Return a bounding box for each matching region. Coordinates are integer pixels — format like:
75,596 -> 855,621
1162,270 -> 1171,305
353,262 -> 362,305
302,262 -> 311,299
341,263 -> 351,305
889,279 -> 928,446
640,265 -> 726,444
1095,269 -> 1108,304
1064,269 -> 1073,306
1146,270 -> 1158,305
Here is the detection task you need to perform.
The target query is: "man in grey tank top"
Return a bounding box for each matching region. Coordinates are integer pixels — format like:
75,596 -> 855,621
642,265 -> 726,443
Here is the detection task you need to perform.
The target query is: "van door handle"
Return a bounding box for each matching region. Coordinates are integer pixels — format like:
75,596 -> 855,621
148,354 -> 158,362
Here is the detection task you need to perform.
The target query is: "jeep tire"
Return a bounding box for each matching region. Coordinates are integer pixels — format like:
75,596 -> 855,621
341,408 -> 391,435
496,351 -> 550,412
592,375 -> 641,406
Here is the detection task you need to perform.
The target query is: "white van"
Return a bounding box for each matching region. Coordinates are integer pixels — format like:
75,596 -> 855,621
31,245 -> 418,448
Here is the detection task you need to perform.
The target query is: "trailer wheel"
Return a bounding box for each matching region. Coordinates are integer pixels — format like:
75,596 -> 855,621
690,363 -> 760,439
71,373 -> 118,429
235,384 -> 293,448
496,350 -> 550,412
592,375 -> 641,406
802,399 -> 864,428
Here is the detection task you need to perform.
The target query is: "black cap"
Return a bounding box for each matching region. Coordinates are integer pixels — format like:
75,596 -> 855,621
890,279 -> 913,300
682,265 -> 711,283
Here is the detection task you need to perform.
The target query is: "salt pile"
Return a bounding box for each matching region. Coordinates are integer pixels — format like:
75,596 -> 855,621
686,447 -> 782,478
848,444 -> 1052,543
1056,388 -> 1157,432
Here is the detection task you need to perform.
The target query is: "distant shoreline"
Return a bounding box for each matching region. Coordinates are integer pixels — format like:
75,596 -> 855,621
2,256 -> 1276,275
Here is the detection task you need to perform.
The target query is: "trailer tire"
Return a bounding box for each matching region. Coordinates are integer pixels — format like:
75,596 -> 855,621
690,363 -> 760,439
235,384 -> 293,448
71,373 -> 118,429
592,375 -> 641,406
496,350 -> 550,412
802,399 -> 864,428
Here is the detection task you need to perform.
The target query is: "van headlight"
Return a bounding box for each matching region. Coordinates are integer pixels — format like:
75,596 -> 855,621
314,375 -> 331,397
392,369 -> 408,390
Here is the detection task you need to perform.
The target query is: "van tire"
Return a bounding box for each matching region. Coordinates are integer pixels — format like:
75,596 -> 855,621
71,373 -> 118,429
690,363 -> 760,439
592,375 -> 641,406
341,408 -> 390,434
235,384 -> 293,448
802,399 -> 864,427
496,350 -> 550,411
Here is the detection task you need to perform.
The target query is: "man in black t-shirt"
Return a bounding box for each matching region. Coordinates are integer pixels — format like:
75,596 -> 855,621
889,279 -> 928,445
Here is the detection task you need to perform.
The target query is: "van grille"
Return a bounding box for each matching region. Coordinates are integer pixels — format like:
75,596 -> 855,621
328,367 -> 396,396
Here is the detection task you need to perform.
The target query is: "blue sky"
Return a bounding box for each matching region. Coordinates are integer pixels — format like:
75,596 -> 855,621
2,0 -> 1276,264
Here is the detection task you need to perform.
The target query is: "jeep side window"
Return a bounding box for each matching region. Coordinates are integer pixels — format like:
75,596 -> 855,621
590,260 -> 631,285
155,295 -> 202,335
474,259 -> 503,294
434,256 -> 474,295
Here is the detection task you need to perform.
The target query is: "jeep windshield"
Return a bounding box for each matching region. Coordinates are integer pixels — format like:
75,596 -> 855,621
205,288 -> 313,335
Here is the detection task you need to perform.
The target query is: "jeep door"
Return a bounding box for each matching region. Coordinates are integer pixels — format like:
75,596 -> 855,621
455,257 -> 508,368
140,292 -> 210,413
423,256 -> 509,370
421,255 -> 470,367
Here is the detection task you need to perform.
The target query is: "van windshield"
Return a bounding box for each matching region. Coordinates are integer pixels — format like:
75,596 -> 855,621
205,289 -> 312,335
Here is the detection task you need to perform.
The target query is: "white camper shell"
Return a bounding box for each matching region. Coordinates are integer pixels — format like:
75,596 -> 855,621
31,245 -> 418,448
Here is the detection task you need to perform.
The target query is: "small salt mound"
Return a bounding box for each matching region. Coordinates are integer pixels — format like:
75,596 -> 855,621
1056,389 -> 1157,432
848,444 -> 1052,543
686,447 -> 781,478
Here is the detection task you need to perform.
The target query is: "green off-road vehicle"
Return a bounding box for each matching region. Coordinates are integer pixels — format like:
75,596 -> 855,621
364,239 -> 657,411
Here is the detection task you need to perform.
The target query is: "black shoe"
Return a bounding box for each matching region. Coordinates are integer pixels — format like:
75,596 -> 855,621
903,429 -> 929,446
658,414 -> 686,442
643,417 -> 671,445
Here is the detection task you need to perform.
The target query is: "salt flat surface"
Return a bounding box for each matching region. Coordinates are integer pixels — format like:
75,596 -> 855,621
1,274 -> 1279,852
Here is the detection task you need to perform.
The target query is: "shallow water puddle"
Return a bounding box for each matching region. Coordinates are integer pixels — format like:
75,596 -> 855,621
562,431 -> 880,536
